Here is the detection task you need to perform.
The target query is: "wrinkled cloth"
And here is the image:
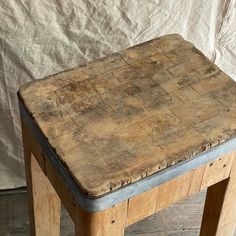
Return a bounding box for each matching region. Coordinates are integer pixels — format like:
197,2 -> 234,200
0,0 -> 235,189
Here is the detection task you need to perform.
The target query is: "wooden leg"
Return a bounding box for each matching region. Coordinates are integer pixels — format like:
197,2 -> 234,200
200,157 -> 236,236
22,121 -> 61,236
75,201 -> 127,236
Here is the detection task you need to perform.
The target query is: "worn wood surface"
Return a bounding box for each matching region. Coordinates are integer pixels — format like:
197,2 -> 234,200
200,154 -> 236,236
19,34 -> 236,197
22,119 -> 236,235
127,153 -> 234,226
30,154 -> 61,236
22,121 -> 61,236
75,202 -> 128,236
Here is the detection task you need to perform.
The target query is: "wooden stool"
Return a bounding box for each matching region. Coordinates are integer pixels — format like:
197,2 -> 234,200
18,34 -> 236,236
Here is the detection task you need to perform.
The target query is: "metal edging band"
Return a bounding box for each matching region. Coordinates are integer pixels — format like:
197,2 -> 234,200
18,95 -> 236,212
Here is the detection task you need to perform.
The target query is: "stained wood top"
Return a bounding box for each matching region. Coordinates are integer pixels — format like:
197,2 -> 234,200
19,34 -> 236,197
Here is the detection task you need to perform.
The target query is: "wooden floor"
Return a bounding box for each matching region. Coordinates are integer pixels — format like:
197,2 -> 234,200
0,188 -> 208,236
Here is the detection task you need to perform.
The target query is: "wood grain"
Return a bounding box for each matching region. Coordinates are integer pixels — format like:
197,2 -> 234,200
126,153 -> 234,226
200,153 -> 236,236
19,34 -> 236,197
75,201 -> 128,236
200,153 -> 234,189
127,188 -> 158,226
21,121 -> 61,236
30,154 -> 61,236
22,118 -> 236,234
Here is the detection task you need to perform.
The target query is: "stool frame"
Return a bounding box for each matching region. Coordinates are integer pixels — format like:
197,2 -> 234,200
20,97 -> 236,236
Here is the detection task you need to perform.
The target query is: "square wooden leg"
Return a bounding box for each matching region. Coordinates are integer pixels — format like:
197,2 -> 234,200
22,121 -> 61,236
200,157 -> 236,236
74,202 -> 128,236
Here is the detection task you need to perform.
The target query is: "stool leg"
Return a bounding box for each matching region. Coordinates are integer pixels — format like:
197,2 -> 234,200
22,121 -> 61,236
74,202 -> 127,236
200,158 -> 236,236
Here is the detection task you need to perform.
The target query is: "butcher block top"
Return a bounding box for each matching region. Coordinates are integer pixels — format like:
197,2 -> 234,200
19,34 -> 236,197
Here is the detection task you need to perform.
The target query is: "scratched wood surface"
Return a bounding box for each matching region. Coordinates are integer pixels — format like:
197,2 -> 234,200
19,34 -> 236,197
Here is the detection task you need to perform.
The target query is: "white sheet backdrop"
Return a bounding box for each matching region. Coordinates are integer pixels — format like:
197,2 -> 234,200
0,0 -> 236,189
